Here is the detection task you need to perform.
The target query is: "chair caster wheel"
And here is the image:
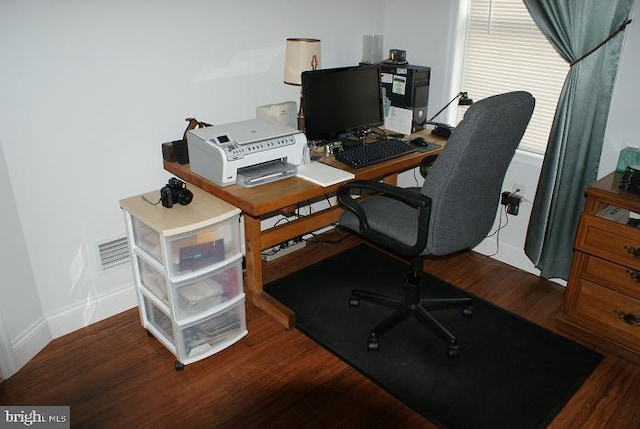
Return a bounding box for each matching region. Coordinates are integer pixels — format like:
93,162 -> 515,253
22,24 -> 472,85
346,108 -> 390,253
447,344 -> 460,358
348,296 -> 360,307
175,360 -> 184,371
462,305 -> 473,317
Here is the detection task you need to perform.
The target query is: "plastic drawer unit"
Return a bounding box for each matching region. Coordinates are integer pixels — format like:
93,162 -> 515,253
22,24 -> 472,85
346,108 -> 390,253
120,185 -> 246,370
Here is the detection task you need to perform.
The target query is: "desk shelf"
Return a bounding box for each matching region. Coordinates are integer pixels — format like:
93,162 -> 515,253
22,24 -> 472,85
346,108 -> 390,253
120,186 -> 246,369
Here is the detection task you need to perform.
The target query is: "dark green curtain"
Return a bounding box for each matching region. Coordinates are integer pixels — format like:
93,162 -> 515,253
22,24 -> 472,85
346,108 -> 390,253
523,0 -> 635,279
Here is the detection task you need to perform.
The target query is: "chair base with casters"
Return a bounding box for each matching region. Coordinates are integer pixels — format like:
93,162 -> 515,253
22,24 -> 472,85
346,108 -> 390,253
348,256 -> 473,358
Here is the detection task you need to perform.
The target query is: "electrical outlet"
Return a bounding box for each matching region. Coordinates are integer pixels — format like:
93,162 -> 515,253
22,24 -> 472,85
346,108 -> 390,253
262,239 -> 307,261
511,183 -> 533,204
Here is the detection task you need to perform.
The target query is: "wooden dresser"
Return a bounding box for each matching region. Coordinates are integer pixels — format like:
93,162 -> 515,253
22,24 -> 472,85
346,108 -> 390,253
558,171 -> 640,363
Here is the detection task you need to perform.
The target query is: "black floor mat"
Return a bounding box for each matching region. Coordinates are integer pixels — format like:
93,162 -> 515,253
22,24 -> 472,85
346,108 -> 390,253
265,245 -> 603,429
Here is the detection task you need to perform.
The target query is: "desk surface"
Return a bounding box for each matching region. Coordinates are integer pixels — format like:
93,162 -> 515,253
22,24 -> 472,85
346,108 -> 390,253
164,131 -> 445,217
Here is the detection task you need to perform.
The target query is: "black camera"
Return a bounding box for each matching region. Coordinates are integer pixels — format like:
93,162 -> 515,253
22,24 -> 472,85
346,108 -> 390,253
161,178 -> 193,208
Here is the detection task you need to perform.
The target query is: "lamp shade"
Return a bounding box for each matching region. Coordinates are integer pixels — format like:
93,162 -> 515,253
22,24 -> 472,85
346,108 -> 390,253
284,38 -> 321,85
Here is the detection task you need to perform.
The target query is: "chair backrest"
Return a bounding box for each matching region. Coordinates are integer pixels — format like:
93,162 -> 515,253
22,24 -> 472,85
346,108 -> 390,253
422,91 -> 535,256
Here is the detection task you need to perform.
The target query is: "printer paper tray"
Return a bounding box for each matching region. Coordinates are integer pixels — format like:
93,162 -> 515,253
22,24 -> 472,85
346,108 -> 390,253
236,159 -> 297,188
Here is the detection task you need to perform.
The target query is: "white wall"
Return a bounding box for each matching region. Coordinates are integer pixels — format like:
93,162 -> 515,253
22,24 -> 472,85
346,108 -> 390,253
383,0 -> 461,120
0,0 -> 389,375
600,3 -> 640,176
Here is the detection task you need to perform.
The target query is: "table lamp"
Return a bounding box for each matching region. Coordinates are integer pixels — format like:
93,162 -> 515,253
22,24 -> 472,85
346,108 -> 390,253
426,91 -> 474,137
284,38 -> 321,131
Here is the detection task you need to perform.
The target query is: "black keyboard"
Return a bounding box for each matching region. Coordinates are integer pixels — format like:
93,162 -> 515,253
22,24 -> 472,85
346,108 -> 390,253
335,139 -> 416,169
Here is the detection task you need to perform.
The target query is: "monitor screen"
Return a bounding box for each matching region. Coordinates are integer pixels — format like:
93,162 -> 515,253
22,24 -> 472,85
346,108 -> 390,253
301,65 -> 383,142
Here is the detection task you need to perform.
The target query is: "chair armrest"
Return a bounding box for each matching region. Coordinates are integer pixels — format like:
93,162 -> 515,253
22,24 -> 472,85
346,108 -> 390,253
337,180 -> 430,225
337,180 -> 432,256
338,180 -> 430,206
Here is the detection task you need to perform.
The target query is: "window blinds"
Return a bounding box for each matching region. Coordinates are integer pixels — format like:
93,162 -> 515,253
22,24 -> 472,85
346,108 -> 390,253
460,0 -> 569,154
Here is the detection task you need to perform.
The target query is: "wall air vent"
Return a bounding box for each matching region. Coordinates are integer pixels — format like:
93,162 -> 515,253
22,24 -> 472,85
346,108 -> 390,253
97,236 -> 131,272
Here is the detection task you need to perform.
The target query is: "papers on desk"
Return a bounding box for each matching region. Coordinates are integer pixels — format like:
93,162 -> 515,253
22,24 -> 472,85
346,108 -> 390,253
296,161 -> 354,187
384,106 -> 413,135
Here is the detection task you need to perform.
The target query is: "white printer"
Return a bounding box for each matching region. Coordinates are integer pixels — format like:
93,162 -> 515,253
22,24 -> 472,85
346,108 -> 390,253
187,119 -> 307,187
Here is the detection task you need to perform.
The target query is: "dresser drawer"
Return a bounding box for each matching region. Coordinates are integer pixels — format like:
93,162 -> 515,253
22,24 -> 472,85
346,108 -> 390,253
178,295 -> 247,363
582,254 -> 640,299
576,214 -> 640,270
132,217 -> 163,263
572,278 -> 640,351
173,255 -> 243,323
165,215 -> 240,278
136,254 -> 169,306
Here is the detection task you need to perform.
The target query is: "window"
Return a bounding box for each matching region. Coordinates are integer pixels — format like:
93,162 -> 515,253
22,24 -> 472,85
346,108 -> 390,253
459,0 -> 569,154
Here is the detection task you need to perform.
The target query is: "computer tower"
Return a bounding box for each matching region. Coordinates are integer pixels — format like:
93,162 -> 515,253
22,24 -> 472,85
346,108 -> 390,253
379,63 -> 430,133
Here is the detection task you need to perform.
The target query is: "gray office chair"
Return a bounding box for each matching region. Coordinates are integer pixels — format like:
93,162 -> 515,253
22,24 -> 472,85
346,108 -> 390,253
337,91 -> 535,357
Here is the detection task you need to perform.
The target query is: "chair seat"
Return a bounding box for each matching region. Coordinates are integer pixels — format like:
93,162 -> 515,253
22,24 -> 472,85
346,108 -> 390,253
339,194 -> 422,250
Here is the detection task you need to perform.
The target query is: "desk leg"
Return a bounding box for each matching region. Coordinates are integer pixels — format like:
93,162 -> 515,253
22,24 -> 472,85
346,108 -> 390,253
383,173 -> 398,186
244,214 -> 296,330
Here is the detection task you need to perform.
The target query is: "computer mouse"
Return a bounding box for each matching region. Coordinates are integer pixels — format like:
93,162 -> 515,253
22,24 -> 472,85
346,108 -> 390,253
410,137 -> 429,147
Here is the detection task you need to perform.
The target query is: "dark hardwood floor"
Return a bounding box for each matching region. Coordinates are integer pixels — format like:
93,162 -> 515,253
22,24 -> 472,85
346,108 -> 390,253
1,241 -> 639,428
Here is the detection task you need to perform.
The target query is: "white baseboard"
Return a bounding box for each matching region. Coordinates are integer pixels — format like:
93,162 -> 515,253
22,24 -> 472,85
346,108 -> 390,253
0,312 -> 20,378
474,239 -> 566,286
474,239 -> 540,275
5,284 -> 138,377
46,284 -> 138,339
9,317 -> 52,378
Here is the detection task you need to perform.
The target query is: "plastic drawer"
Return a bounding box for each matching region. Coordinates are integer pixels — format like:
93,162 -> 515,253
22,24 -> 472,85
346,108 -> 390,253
166,214 -> 241,278
143,296 -> 175,346
131,217 -> 163,263
137,255 -> 169,306
178,295 -> 247,361
172,255 -> 243,322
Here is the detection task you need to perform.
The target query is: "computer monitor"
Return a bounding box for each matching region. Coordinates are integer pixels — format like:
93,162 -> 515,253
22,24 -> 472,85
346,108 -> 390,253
301,65 -> 383,142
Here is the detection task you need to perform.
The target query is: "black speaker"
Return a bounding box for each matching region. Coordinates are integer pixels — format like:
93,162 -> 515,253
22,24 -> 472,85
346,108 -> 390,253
173,139 -> 189,164
162,142 -> 176,162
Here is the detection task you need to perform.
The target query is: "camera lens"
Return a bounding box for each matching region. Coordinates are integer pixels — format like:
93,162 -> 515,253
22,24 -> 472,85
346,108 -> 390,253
177,189 -> 193,206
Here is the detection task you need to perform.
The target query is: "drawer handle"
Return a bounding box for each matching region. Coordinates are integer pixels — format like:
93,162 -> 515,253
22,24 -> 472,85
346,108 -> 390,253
626,269 -> 640,283
624,245 -> 640,259
614,310 -> 640,327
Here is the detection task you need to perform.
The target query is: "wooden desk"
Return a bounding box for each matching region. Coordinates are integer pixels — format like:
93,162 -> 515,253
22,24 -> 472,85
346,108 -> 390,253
164,130 -> 444,329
